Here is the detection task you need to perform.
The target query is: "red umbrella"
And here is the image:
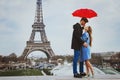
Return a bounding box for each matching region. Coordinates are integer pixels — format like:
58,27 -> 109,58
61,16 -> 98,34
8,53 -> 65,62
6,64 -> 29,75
72,8 -> 97,18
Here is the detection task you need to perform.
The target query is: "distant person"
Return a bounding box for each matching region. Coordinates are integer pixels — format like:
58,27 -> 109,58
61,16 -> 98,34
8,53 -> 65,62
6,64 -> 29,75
71,17 -> 88,78
80,26 -> 94,77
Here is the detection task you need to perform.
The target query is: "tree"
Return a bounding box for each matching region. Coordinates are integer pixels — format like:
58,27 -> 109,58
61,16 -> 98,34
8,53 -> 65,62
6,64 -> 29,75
2,56 -> 9,63
0,55 -> 2,62
65,55 -> 73,63
90,53 -> 103,66
51,55 -> 65,61
8,53 -> 17,62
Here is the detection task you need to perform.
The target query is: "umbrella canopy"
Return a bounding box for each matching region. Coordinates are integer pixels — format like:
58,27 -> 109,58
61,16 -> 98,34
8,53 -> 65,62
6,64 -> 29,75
72,8 -> 97,18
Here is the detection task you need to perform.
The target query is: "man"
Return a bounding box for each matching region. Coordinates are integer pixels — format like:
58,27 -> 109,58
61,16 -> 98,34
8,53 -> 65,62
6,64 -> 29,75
71,17 -> 88,78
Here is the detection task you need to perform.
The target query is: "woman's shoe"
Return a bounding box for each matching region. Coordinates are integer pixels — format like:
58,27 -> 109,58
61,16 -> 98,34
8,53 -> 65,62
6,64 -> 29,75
91,71 -> 94,78
92,75 -> 94,78
85,73 -> 90,77
87,74 -> 90,77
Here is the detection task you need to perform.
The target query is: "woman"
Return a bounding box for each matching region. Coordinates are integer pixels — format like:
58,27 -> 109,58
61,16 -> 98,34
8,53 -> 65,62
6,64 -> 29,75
80,26 -> 94,77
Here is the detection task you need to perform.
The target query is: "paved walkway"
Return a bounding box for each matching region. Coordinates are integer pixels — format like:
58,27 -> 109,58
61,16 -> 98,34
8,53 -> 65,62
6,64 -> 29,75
0,75 -> 120,80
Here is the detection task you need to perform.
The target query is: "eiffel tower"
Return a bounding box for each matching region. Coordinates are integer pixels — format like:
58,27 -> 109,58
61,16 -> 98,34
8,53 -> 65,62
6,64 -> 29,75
20,0 -> 55,60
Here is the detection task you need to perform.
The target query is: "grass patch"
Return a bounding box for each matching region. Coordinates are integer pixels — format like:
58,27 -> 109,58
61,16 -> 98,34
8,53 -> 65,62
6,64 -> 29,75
0,69 -> 43,76
116,69 -> 120,72
43,69 -> 53,75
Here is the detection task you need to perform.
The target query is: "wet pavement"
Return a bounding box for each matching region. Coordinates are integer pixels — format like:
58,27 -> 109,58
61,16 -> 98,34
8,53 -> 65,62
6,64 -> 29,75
0,75 -> 120,80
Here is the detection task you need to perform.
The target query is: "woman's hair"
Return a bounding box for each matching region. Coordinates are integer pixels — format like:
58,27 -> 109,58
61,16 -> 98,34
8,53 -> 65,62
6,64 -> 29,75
87,26 -> 92,47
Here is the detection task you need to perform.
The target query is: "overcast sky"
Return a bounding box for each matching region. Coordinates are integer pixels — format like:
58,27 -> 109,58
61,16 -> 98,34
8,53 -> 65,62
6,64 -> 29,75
0,0 -> 120,57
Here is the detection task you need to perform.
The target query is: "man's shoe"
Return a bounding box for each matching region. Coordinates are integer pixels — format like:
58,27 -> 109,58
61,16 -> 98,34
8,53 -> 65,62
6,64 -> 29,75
74,73 -> 82,78
80,72 -> 86,76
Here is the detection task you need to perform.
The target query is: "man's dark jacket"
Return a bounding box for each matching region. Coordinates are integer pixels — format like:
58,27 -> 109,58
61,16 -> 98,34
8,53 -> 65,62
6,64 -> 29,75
71,23 -> 84,50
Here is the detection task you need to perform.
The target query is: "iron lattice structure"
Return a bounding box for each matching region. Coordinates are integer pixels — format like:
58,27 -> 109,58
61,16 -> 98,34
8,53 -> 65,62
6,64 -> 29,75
20,0 -> 55,60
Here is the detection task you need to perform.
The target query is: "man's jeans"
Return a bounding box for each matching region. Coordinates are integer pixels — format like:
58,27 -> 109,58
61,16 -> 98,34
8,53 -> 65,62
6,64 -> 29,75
73,50 -> 84,74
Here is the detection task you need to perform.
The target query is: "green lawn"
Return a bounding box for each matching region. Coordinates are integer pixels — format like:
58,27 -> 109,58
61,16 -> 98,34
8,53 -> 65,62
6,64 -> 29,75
116,69 -> 120,72
0,69 -> 43,76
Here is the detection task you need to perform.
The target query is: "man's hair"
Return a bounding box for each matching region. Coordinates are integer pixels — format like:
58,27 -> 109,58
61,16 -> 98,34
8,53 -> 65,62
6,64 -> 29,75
80,17 -> 88,23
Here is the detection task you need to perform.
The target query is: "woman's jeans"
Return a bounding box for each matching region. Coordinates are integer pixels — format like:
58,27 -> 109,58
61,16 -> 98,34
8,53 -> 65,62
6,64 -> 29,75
73,50 -> 84,74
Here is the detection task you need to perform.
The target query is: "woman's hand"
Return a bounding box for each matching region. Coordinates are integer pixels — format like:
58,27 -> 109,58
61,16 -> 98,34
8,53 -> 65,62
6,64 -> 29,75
83,42 -> 88,47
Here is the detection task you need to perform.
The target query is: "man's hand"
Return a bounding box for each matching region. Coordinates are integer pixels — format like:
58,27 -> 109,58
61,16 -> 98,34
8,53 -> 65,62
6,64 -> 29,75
83,42 -> 88,47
